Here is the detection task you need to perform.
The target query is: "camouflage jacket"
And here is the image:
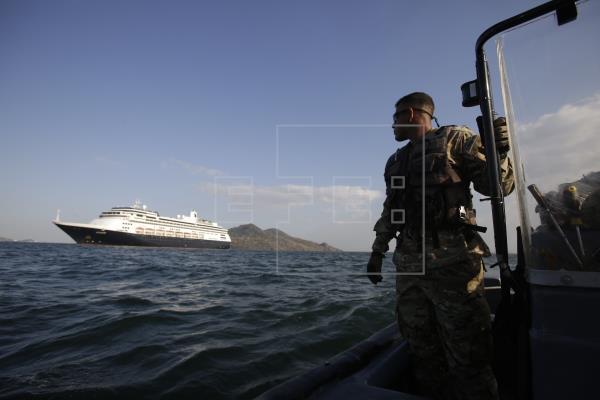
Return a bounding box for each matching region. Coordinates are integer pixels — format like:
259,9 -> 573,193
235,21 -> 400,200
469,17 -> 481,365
372,126 -> 515,265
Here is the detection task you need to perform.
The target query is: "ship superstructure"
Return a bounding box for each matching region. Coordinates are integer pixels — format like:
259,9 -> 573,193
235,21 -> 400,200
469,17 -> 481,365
53,201 -> 231,249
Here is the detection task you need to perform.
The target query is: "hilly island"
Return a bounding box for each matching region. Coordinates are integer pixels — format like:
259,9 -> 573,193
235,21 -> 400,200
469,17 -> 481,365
228,224 -> 341,252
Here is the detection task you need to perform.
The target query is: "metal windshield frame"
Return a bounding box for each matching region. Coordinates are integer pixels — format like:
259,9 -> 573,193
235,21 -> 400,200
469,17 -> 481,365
474,0 -> 577,295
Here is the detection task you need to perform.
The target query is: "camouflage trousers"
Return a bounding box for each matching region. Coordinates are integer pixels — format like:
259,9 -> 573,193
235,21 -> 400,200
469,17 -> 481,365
394,251 -> 499,400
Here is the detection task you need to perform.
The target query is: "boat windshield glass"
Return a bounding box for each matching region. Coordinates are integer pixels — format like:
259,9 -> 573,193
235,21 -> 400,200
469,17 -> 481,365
494,0 -> 600,271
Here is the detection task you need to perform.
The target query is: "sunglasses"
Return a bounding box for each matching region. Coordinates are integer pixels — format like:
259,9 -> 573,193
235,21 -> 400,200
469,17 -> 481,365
393,107 -> 439,127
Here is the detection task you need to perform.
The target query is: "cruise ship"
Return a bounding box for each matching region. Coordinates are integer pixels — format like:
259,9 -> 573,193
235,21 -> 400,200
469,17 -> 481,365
53,201 -> 231,249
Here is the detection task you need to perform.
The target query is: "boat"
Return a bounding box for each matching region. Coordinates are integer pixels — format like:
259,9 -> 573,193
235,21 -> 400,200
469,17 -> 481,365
258,1 -> 600,399
258,278 -> 503,400
53,201 -> 231,249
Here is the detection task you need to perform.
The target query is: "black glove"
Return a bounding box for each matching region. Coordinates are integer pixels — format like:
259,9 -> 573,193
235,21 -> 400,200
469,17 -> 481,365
493,116 -> 510,155
367,252 -> 384,285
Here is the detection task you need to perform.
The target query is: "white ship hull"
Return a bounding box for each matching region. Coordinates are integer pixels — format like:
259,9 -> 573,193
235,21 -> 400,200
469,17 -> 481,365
53,221 -> 231,249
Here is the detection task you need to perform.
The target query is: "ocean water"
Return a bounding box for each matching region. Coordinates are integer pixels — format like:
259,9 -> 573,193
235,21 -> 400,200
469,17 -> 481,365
0,243 -> 505,399
0,243 -> 400,399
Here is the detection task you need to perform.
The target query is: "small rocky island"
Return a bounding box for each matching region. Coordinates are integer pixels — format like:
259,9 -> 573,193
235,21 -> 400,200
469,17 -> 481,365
0,236 -> 35,242
229,224 -> 341,252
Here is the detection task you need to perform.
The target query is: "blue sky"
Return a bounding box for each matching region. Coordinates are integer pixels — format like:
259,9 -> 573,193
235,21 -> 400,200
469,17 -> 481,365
0,0 -> 594,250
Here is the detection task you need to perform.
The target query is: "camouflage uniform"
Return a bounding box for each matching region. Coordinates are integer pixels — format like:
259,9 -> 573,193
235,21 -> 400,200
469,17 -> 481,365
372,126 -> 514,400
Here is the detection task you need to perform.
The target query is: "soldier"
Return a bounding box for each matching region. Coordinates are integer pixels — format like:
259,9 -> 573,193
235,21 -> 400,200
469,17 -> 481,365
367,92 -> 514,400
